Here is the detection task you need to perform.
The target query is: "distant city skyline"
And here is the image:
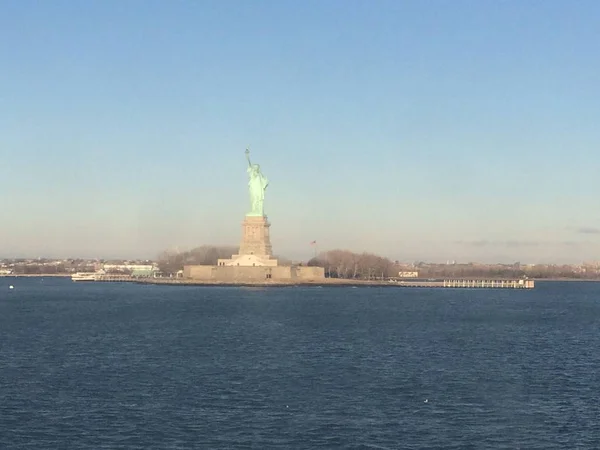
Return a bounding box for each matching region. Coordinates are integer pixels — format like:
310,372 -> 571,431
1,1 -> 599,263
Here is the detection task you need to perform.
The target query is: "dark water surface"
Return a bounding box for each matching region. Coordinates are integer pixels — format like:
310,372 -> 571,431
1,278 -> 599,449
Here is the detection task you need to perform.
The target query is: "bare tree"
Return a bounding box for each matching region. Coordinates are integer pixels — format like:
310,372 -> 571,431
308,249 -> 395,280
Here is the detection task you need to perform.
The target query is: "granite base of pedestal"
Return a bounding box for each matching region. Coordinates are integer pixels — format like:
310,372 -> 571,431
183,264 -> 325,282
238,215 -> 273,257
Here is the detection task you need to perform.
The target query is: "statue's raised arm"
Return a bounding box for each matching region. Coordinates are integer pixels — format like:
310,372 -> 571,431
245,147 -> 252,167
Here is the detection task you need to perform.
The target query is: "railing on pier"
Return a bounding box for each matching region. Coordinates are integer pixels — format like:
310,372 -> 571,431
442,279 -> 534,289
96,274 -> 136,282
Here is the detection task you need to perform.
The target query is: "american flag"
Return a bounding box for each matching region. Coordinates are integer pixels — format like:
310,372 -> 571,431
310,240 -> 317,245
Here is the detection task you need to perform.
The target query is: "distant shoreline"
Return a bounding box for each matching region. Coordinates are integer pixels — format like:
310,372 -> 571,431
0,274 -> 72,277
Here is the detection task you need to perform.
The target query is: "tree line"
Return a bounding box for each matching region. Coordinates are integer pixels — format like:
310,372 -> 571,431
7,263 -> 97,274
308,249 -> 397,279
414,263 -> 599,279
306,250 -> 600,280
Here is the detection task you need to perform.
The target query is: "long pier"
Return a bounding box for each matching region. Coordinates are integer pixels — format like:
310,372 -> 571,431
442,279 -> 534,289
94,274 -> 137,282
81,276 -> 534,289
389,279 -> 534,289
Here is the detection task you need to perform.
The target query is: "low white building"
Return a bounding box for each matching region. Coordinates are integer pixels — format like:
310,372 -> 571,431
398,271 -> 419,278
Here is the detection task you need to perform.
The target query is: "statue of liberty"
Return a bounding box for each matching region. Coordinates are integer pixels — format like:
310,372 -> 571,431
245,148 -> 269,216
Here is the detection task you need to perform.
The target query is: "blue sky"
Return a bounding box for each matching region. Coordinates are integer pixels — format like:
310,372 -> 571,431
1,0 -> 599,263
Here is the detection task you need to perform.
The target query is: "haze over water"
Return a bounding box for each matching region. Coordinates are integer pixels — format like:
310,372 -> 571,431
2,278 -> 599,448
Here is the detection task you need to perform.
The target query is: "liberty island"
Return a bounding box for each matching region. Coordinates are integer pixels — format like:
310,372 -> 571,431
169,149 -> 534,288
182,148 -> 326,282
19,148 -> 532,288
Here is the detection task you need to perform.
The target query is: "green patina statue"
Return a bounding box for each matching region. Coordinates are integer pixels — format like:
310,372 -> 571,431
245,148 -> 269,217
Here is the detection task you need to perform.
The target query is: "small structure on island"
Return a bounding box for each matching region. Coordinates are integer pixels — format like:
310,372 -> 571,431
183,148 -> 325,283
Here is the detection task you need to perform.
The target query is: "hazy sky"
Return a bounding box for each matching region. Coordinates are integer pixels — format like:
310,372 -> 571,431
1,0 -> 599,263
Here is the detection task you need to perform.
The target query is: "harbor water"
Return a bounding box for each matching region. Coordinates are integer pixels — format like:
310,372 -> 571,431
1,278 -> 599,449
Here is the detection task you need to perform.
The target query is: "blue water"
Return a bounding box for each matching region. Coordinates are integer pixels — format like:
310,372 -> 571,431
1,278 -> 599,449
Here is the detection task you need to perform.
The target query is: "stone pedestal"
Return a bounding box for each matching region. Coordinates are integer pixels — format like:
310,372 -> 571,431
217,215 -> 278,267
239,215 -> 273,256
